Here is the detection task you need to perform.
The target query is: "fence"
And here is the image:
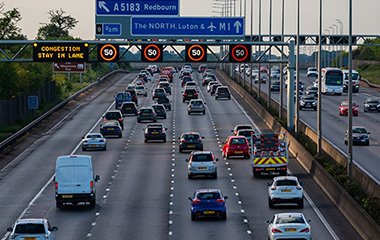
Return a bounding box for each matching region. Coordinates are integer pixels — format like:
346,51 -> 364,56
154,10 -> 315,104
0,81 -> 56,128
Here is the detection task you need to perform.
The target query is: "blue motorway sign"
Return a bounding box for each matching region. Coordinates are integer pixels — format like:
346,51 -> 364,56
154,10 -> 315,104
131,17 -> 245,38
28,96 -> 38,110
101,23 -> 122,36
96,0 -> 179,16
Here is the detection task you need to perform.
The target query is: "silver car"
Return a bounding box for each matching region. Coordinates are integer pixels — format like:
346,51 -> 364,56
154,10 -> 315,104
266,213 -> 312,240
7,218 -> 58,240
186,151 -> 218,179
188,99 -> 206,115
267,176 -> 304,208
82,133 -> 107,151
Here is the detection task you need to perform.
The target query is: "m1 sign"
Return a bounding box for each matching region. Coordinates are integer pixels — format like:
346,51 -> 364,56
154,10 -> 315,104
53,62 -> 86,73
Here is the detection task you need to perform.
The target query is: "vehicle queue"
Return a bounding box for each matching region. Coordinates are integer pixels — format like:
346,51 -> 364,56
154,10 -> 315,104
7,63 -> 315,240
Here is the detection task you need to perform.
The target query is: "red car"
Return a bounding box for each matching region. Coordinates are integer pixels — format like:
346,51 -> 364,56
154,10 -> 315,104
222,136 -> 250,159
339,101 -> 358,116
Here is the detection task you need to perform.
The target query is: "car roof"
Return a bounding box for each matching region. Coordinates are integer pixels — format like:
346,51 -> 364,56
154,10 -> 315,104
195,189 -> 222,194
229,135 -> 247,139
86,133 -> 103,137
151,104 -> 165,108
146,123 -> 164,128
234,124 -> 253,128
106,110 -> 122,113
276,213 -> 305,218
15,218 -> 47,224
181,131 -> 200,135
191,151 -> 213,155
104,121 -> 120,126
273,176 -> 298,181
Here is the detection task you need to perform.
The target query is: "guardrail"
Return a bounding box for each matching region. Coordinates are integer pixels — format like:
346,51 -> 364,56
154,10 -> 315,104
216,68 -> 380,240
0,70 -> 129,151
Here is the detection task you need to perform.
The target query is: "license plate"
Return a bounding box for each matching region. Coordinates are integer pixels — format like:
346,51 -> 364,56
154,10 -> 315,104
90,144 -> 98,147
143,113 -> 149,115
198,167 -> 207,170
281,189 -> 292,192
23,238 -> 36,240
266,168 -> 275,171
152,132 -> 158,134
204,210 -> 215,214
235,151 -> 243,154
156,110 -> 160,112
126,108 -> 131,110
188,145 -> 195,148
110,119 -> 116,121
285,228 -> 297,232
188,95 -> 193,97
62,195 -> 73,198
108,128 -> 114,130
221,93 -> 225,95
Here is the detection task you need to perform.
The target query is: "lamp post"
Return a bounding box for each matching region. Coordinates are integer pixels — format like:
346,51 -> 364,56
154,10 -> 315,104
348,0 -> 353,182
329,26 -> 335,68
336,19 -> 343,68
279,0 -> 285,119
325,29 -> 330,66
333,24 -> 338,67
258,0 -> 262,102
317,0 -> 322,155
267,0 -> 273,111
295,0 -> 300,136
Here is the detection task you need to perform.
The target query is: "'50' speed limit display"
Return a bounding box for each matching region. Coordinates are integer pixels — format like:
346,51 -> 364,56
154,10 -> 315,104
141,44 -> 163,62
98,44 -> 119,62
185,44 -> 207,62
229,44 -> 251,62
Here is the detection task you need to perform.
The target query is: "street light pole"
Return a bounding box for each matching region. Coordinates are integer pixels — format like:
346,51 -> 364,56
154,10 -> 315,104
279,0 -> 285,119
267,0 -> 272,111
348,0 -> 353,182
317,0 -> 323,155
258,0 -> 262,102
295,0 -> 300,136
325,29 -> 330,66
336,19 -> 343,68
333,24 -> 338,67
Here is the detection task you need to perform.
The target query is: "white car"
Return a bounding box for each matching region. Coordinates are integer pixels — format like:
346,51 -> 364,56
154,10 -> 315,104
313,80 -> 318,88
206,81 -> 219,92
267,176 -> 304,208
266,213 -> 312,240
135,85 -> 147,96
307,67 -> 318,78
7,218 -> 58,240
186,151 -> 218,179
82,133 -> 107,151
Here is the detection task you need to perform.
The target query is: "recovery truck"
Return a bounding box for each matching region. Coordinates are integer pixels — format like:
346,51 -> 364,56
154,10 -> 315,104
251,132 -> 288,177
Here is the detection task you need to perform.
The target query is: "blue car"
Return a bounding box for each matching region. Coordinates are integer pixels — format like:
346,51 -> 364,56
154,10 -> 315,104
100,121 -> 122,138
188,189 -> 228,220
115,92 -> 131,109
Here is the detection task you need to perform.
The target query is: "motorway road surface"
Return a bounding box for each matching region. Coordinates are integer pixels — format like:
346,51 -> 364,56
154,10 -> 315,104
0,70 -> 362,239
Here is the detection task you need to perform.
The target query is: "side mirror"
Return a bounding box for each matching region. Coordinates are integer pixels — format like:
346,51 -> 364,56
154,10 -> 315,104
185,159 -> 189,162
143,128 -> 146,131
82,136 -> 84,139
224,196 -> 228,200
188,197 -> 192,201
300,182 -> 305,186
95,175 -> 100,182
50,226 -> 58,232
265,220 -> 270,224
7,227 -> 12,232
201,136 -> 205,139
308,219 -> 312,223
267,183 -> 271,186
231,130 -> 233,132
165,128 -> 168,130
178,137 -> 180,140
368,132 -> 371,134
215,158 -> 219,162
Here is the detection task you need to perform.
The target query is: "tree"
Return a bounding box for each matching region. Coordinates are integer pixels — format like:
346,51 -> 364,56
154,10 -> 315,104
37,9 -> 78,40
0,3 -> 26,40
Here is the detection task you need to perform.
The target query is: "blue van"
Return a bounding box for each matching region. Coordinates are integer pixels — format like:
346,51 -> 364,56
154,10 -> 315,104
115,92 -> 131,109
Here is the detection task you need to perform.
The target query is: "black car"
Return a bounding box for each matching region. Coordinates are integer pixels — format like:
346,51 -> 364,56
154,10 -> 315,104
363,98 -> 380,112
270,81 -> 280,91
181,76 -> 193,87
210,84 -> 222,95
152,88 -> 167,100
103,110 -> 124,129
100,121 -> 122,138
158,81 -> 171,95
299,95 -> 317,110
152,104 -> 167,119
345,126 -> 370,146
305,86 -> 318,97
137,107 -> 157,123
120,102 -> 138,116
178,132 -> 204,152
144,123 -> 167,142
182,88 -> 198,102
156,97 -> 172,111
215,86 -> 231,100
124,89 -> 138,106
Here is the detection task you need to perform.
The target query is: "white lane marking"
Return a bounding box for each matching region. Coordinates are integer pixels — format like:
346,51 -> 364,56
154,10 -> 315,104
0,101 -> 116,240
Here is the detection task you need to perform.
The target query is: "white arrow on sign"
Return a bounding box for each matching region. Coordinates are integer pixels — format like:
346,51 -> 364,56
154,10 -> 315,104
99,1 -> 110,13
234,20 -> 242,33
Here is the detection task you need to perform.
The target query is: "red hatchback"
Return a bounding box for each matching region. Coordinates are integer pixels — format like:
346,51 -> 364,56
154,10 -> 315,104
339,101 -> 359,116
222,136 -> 250,159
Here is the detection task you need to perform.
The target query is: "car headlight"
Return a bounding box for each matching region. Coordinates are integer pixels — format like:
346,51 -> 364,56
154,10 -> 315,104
377,104 -> 380,108
300,101 -> 305,105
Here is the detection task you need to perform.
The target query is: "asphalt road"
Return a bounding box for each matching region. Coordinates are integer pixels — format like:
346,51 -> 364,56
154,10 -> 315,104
0,70 -> 362,240
238,70 -> 380,185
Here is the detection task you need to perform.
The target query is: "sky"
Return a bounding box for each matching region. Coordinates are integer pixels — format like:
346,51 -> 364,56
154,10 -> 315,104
2,0 -> 379,40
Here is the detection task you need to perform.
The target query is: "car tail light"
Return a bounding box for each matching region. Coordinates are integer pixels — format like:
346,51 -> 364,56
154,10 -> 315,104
181,139 -> 186,142
162,128 -> 165,132
83,140 -> 88,142
55,182 -> 58,194
296,186 -> 302,190
272,228 -> 282,233
216,198 -> 225,203
183,93 -> 187,96
99,140 -> 105,142
100,126 -> 104,130
300,227 -> 310,233
271,186 -> 277,191
103,119 -> 106,121
138,112 -> 141,115
202,105 -> 204,108
194,93 -> 198,95
118,119 -> 123,122
197,138 -> 202,142
90,181 -> 94,193
192,199 -> 201,203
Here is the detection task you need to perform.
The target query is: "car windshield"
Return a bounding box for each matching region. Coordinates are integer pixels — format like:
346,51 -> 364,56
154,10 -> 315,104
140,109 -> 152,113
153,106 -> 164,111
155,89 -> 165,93
353,128 -> 367,134
218,88 -> 229,93
192,154 -> 213,162
14,223 -> 46,234
191,101 -> 203,106
309,68 -> 317,71
303,96 -> 315,101
276,216 -> 305,224
238,131 -> 254,137
105,112 -> 121,119
367,99 -> 379,104
87,134 -> 102,138
341,102 -> 356,107
197,192 -> 220,199
185,89 -> 196,94
275,180 -> 298,186
116,93 -> 130,100
136,86 -> 144,89
230,138 -> 247,144
104,121 -> 119,126
183,134 -> 200,140
157,99 -> 169,104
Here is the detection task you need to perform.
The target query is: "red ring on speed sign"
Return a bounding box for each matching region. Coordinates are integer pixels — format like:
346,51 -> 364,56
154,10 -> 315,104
144,44 -> 161,61
188,45 -> 205,62
100,44 -> 117,61
231,45 -> 249,62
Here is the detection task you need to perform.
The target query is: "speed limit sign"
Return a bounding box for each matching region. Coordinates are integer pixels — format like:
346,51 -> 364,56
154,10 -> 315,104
185,44 -> 207,62
98,44 -> 119,62
229,44 -> 251,62
141,44 -> 163,62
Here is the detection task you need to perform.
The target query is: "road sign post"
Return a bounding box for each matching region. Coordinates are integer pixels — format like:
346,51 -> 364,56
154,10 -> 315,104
28,96 -> 38,110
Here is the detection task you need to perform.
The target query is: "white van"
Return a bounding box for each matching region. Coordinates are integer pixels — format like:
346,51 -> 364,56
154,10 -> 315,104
55,155 -> 100,209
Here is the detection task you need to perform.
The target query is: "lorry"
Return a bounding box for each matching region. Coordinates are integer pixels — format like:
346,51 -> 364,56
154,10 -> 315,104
342,69 -> 360,93
251,132 -> 288,177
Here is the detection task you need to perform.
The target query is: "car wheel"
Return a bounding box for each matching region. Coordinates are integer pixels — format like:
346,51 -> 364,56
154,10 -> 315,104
191,213 -> 196,221
366,141 -> 370,146
245,155 -> 250,159
298,198 -> 304,208
144,139 -> 147,143
164,115 -> 167,119
188,174 -> 192,179
253,171 -> 260,178
221,213 -> 227,220
163,138 -> 166,143
228,96 -> 231,100
179,148 -> 183,153
153,119 -> 157,123
314,107 -> 317,111
82,147 -> 86,151
137,119 -> 141,123
215,96 -> 218,100
90,199 -> 96,208
56,200 -> 62,209
344,140 -> 348,145
268,197 -> 274,208
213,173 -> 217,179
226,154 -> 230,159
202,110 -> 205,114
119,134 -> 122,138
103,146 -> 107,151
188,111 -> 190,115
